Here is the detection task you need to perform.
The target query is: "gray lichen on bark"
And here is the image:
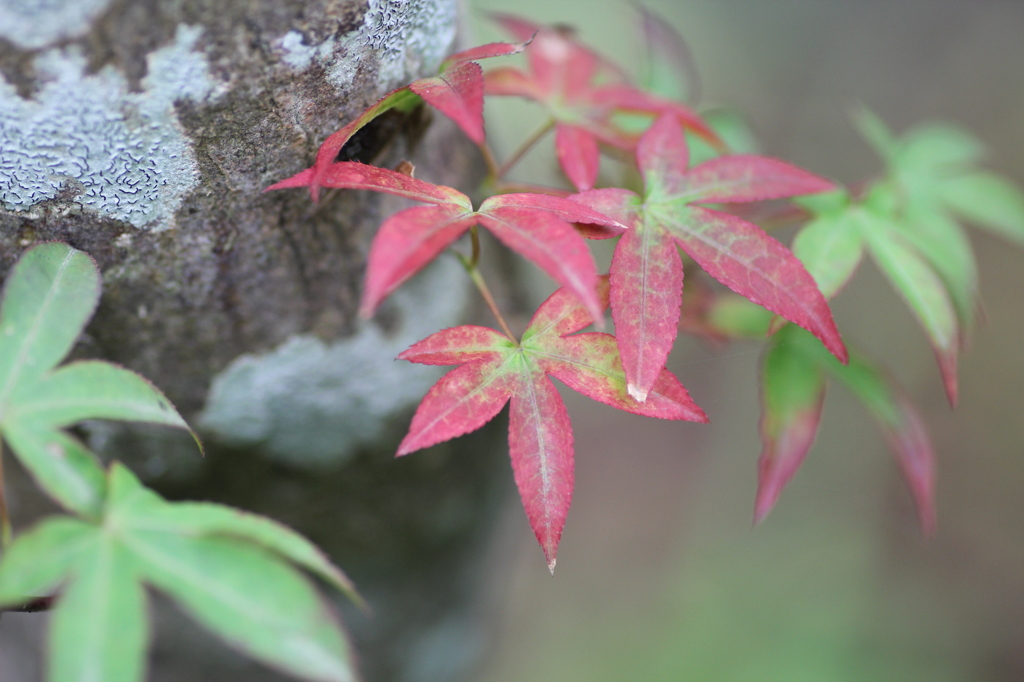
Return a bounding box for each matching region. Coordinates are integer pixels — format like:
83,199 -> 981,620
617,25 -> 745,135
198,257 -> 470,468
0,0 -> 115,49
0,24 -> 217,229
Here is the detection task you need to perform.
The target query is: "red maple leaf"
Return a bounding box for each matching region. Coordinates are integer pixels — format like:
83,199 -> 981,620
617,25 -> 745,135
303,39 -> 530,202
571,112 -> 846,402
266,162 -> 625,325
483,13 -> 720,191
397,278 -> 707,570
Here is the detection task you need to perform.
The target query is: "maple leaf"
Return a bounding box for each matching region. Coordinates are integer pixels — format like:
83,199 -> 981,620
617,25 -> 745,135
302,39 -> 529,202
396,278 -> 707,571
484,13 -> 720,191
266,161 -> 626,326
0,463 -> 360,682
0,243 -> 200,520
755,326 -> 827,524
571,113 -> 845,403
789,111 -> 1024,407
756,324 -> 936,534
668,283 -> 935,532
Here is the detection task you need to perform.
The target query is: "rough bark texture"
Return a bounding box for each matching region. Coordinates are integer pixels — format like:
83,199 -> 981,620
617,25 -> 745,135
0,1 -> 511,680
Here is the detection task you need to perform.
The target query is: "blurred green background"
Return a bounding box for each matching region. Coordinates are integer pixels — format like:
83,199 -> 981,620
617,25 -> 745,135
465,1 -> 1024,680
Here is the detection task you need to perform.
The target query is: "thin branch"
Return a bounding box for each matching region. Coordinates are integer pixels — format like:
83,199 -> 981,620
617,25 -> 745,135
496,119 -> 555,180
0,596 -> 55,614
0,441 -> 9,549
479,144 -> 502,180
469,225 -> 482,270
456,250 -> 516,340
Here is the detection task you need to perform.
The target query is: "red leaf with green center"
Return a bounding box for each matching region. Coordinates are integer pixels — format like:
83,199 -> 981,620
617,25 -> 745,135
572,113 -> 844,401
413,35 -> 530,145
361,204 -> 479,316
485,191 -> 628,229
667,206 -> 844,359
636,107 -> 690,189
267,160 -> 469,207
477,204 -> 603,325
484,16 -> 718,190
588,84 -> 714,147
479,193 -> 624,325
507,369 -> 574,569
523,279 -> 707,421
398,347 -> 519,456
269,162 -> 624,321
755,333 -> 827,524
568,188 -> 638,239
674,155 -> 838,203
398,278 -> 705,570
609,220 -> 684,401
410,61 -> 486,144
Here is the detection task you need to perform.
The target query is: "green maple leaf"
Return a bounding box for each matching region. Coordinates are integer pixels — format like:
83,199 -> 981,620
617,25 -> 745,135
677,292 -> 937,532
793,109 -> 1024,407
756,323 -> 936,533
0,243 -> 200,520
0,462 -> 360,682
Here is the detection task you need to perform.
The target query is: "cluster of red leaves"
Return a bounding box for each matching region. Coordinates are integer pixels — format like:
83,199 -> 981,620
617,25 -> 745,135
267,14 -> 860,569
482,13 -> 721,191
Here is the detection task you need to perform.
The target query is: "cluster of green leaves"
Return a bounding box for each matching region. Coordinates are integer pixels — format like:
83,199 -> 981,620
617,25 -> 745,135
700,109 -> 1024,530
0,244 -> 360,682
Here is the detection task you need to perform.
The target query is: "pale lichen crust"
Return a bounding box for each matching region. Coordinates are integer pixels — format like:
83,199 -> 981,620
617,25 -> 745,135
199,258 -> 470,468
0,25 -> 219,230
273,0 -> 457,93
0,0 -> 114,49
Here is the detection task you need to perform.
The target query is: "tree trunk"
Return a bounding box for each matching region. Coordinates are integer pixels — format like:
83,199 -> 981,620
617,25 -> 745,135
0,1 -> 510,680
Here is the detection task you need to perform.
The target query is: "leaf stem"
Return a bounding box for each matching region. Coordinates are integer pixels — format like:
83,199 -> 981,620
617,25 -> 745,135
496,119 -> 555,180
469,225 -> 482,270
456,250 -> 516,340
479,143 -> 501,180
0,441 -> 10,549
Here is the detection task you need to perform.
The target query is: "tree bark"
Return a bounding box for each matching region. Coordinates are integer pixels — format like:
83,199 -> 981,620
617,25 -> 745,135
0,1 -> 509,680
